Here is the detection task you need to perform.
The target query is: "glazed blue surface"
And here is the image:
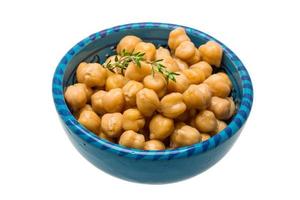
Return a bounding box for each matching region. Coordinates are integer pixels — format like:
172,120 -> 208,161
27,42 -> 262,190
52,22 -> 253,184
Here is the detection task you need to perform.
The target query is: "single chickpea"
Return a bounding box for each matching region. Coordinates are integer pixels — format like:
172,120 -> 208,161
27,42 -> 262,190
149,114 -> 174,140
98,131 -> 114,143
143,73 -> 167,98
144,140 -> 166,150
64,83 -> 88,111
102,88 -> 125,113
176,109 -> 196,122
155,47 -> 171,60
76,62 -> 107,87
116,35 -> 142,54
168,27 -> 191,51
134,42 -> 156,61
209,96 -> 235,120
201,133 -> 211,142
101,113 -> 123,138
198,41 -> 223,67
159,93 -> 187,118
91,90 -> 107,115
183,84 -> 211,110
204,72 -> 232,98
75,83 -> 93,102
173,57 -> 189,71
182,64 -> 206,84
74,104 -> 93,119
187,48 -> 201,65
167,72 -> 190,93
175,41 -> 196,61
161,56 -> 180,72
214,120 -> 227,134
105,74 -> 127,91
122,80 -> 144,107
124,61 -> 152,82
122,108 -> 145,132
170,125 -> 201,148
194,110 -> 218,133
119,130 -> 145,149
78,110 -> 101,134
190,61 -> 212,79
104,55 -> 122,75
136,88 -> 160,117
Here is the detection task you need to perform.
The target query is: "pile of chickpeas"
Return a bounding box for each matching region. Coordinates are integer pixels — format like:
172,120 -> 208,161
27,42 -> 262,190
64,27 -> 236,150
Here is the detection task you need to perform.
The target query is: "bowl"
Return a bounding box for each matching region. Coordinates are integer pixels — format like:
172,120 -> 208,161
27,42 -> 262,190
52,22 -> 253,184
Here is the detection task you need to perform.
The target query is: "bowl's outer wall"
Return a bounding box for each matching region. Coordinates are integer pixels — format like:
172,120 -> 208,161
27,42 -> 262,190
54,23 -> 253,184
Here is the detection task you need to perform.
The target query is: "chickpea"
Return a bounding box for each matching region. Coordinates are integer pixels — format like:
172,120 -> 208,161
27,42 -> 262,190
78,110 -> 101,133
105,74 -> 127,91
187,48 -> 201,65
76,62 -> 107,87
194,110 -> 218,133
74,83 -> 93,102
167,72 -> 190,93
209,96 -> 235,120
122,108 -> 145,132
119,130 -> 145,149
98,131 -> 114,142
155,47 -> 171,60
74,104 -> 93,119
116,35 -> 142,54
143,73 -> 167,98
161,56 -> 180,72
204,72 -> 232,98
102,88 -> 125,113
175,122 -> 187,129
198,41 -> 223,67
159,93 -> 187,118
124,61 -> 152,82
190,61 -> 212,79
144,140 -> 166,150
175,41 -> 196,60
149,114 -> 174,140
176,109 -> 197,122
136,88 -> 160,117
91,90 -> 107,115
173,57 -> 189,71
168,27 -> 191,51
122,80 -> 144,107
134,42 -> 156,61
104,55 -> 122,75
101,113 -> 123,138
215,120 -> 227,134
64,83 -> 88,111
183,84 -> 211,110
201,133 -> 211,142
182,64 -> 206,84
170,125 -> 201,148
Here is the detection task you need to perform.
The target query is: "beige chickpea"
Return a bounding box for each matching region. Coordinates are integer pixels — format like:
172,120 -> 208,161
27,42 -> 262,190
155,47 -> 171,60
204,72 -> 232,98
199,41 -> 223,67
175,41 -> 196,61
64,83 -> 88,111
144,140 -> 166,150
182,64 -> 206,84
170,125 -> 201,148
98,131 -> 114,142
116,35 -> 142,54
161,56 -> 180,72
74,104 -> 93,119
190,61 -> 212,79
194,110 -> 218,133
101,113 -> 123,138
105,74 -> 127,91
119,130 -> 145,149
187,48 -> 201,65
136,88 -> 160,117
102,88 -> 125,113
176,109 -> 196,122
201,133 -> 211,142
124,61 -> 152,82
91,90 -> 107,115
75,83 -> 93,102
122,80 -> 144,107
209,96 -> 235,120
76,62 -> 107,87
173,57 -> 189,71
214,120 -> 227,134
122,108 -> 145,132
168,27 -> 191,51
149,114 -> 174,140
167,72 -> 190,93
134,42 -> 156,61
78,110 -> 101,134
104,55 -> 122,75
143,73 -> 167,98
159,93 -> 187,118
183,84 -> 211,110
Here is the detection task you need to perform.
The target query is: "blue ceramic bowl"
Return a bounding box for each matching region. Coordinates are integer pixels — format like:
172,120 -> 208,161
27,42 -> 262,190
52,22 -> 253,184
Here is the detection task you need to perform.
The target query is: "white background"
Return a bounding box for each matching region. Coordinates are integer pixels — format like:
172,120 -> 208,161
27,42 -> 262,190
0,0 -> 299,199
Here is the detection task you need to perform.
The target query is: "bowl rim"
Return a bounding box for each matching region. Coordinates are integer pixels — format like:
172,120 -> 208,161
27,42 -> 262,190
52,22 -> 253,160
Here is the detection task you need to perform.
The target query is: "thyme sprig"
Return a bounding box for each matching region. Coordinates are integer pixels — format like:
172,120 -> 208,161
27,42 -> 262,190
103,50 -> 179,82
